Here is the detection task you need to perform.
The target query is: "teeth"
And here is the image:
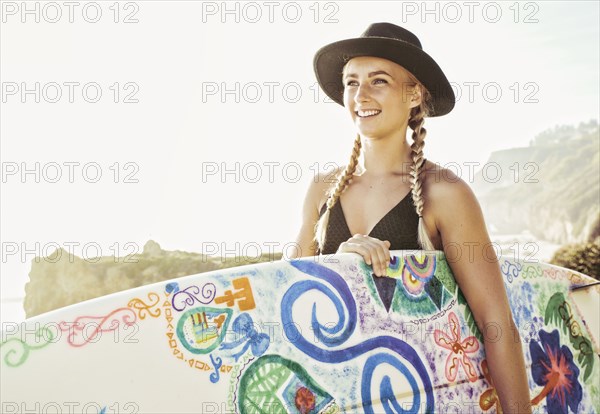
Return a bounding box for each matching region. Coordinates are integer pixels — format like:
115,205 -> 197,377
357,110 -> 381,117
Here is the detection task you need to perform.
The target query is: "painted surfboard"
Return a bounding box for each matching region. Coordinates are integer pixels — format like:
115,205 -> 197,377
1,251 -> 599,413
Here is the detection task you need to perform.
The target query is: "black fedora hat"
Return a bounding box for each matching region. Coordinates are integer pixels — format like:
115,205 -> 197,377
313,22 -> 455,117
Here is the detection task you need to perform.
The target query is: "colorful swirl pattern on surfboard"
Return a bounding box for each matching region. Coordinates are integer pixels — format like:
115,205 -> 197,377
1,252 -> 599,413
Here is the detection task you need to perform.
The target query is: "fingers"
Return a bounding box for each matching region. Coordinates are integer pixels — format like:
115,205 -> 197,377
361,237 -> 390,276
338,235 -> 391,277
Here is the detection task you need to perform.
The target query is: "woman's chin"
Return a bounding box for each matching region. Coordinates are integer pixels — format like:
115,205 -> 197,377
355,126 -> 387,139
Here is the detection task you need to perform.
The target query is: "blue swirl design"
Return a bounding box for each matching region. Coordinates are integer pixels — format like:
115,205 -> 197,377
209,353 -> 222,383
284,260 -> 434,412
286,260 -> 357,346
219,313 -> 269,361
500,259 -> 522,283
362,353 -> 421,414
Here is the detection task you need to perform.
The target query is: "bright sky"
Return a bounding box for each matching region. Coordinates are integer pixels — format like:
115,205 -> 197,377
1,1 -> 599,321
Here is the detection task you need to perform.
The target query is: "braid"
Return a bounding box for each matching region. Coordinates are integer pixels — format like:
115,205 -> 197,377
409,87 -> 436,251
314,134 -> 362,252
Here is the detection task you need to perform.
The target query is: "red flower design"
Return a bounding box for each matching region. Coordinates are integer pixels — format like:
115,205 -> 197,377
434,311 -> 480,382
295,386 -> 316,414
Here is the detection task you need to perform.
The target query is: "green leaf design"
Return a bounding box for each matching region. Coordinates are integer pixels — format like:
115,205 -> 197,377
238,354 -> 333,414
240,361 -> 288,413
544,292 -> 567,334
457,289 -> 483,343
577,339 -> 594,381
435,255 -> 457,296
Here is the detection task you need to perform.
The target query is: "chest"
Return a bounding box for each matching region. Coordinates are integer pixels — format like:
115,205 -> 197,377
338,180 -> 413,236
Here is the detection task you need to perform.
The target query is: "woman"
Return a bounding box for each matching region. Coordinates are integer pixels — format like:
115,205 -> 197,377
292,23 -> 532,413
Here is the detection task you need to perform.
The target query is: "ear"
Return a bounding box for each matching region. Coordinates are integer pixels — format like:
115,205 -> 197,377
409,85 -> 423,109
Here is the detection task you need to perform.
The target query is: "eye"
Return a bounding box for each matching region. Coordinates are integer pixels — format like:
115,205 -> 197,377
373,78 -> 388,84
345,80 -> 358,87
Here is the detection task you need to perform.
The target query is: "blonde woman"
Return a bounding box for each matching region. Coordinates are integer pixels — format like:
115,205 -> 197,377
292,23 -> 532,413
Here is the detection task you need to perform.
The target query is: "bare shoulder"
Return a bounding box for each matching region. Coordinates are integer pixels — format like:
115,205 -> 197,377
421,160 -> 485,235
422,160 -> 476,200
311,166 -> 345,212
290,166 -> 344,258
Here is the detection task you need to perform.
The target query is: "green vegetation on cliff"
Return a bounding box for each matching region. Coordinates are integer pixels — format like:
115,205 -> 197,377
473,120 -> 599,245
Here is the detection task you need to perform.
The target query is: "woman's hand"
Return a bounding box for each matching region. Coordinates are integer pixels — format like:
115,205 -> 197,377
337,235 -> 391,277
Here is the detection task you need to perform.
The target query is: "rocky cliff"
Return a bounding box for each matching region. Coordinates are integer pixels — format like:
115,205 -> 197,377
472,121 -> 599,245
24,240 -> 281,318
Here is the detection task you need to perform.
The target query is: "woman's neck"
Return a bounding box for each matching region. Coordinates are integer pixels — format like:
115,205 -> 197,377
357,131 -> 414,177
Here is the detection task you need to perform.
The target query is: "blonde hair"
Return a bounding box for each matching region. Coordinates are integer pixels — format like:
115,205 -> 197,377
314,70 -> 436,252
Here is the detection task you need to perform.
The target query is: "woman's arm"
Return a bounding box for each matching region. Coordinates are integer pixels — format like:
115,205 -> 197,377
430,172 -> 532,414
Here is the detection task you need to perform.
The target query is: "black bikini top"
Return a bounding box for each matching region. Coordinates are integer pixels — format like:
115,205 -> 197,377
316,189 -> 421,312
316,189 -> 420,255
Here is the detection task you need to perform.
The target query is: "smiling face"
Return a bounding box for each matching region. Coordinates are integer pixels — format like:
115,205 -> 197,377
342,56 -> 422,139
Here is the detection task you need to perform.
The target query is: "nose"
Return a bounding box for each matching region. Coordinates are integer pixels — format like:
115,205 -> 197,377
354,82 -> 371,104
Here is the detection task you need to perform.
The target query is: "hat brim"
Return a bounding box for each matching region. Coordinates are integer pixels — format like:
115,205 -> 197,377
314,37 -> 455,117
